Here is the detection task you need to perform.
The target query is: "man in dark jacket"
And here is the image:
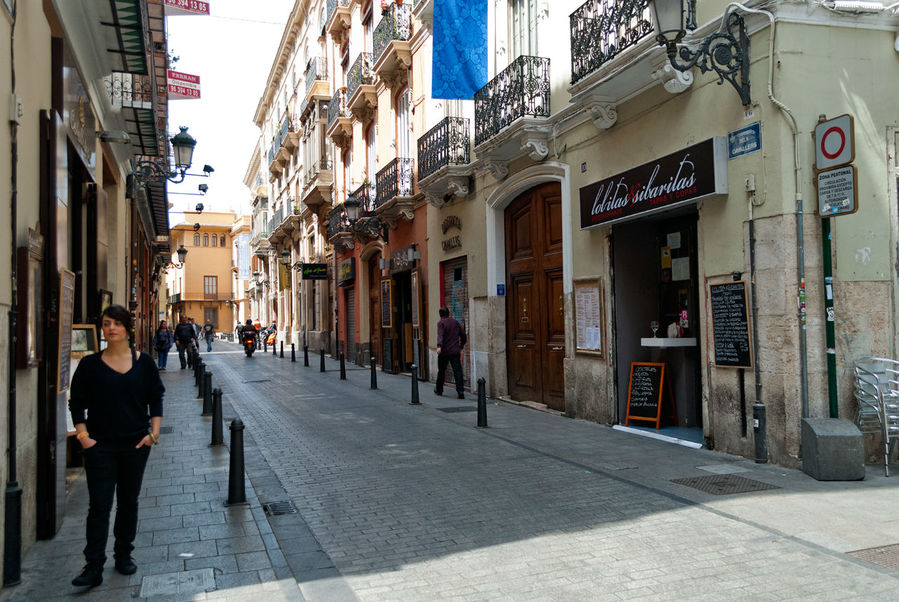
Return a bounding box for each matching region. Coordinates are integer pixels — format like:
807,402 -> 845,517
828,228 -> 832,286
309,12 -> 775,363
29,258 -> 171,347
174,315 -> 198,369
435,306 -> 466,399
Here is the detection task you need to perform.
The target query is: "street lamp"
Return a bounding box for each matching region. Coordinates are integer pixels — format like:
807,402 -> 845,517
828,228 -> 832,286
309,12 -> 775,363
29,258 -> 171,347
168,244 -> 188,268
281,248 -> 291,266
343,196 -> 363,224
649,0 -> 751,106
133,126 -> 197,184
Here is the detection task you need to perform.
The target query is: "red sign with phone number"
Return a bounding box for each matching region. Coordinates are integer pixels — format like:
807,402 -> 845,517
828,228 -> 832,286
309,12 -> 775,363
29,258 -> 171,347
164,0 -> 210,16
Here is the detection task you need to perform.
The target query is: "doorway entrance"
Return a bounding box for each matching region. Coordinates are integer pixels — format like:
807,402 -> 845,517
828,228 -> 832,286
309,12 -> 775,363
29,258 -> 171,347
612,211 -> 703,439
505,182 -> 565,411
368,253 -> 381,367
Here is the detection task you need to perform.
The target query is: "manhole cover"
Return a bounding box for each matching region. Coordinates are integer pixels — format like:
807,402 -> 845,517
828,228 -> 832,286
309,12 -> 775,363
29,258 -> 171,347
262,501 -> 297,516
670,474 -> 780,495
437,407 -> 477,413
848,543 -> 899,571
159,426 -> 174,434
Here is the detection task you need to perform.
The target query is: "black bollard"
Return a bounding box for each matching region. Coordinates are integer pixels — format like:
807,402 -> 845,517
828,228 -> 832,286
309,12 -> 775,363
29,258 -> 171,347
410,363 -> 420,405
339,352 -> 346,380
280,341 -> 284,358
370,356 -> 377,389
210,388 -> 224,446
477,377 -> 488,428
263,339 -> 267,353
202,372 -> 213,415
197,362 -> 205,399
226,419 -> 246,505
320,348 -> 325,372
291,343 -> 296,362
304,345 -> 309,367
273,340 -> 277,356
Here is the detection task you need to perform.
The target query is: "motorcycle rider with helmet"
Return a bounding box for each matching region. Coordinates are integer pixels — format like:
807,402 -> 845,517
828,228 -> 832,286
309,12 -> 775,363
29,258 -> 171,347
240,319 -> 257,357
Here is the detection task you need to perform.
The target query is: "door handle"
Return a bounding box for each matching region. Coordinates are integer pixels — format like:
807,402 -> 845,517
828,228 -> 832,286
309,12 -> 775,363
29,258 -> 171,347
516,344 -> 527,349
551,346 -> 563,351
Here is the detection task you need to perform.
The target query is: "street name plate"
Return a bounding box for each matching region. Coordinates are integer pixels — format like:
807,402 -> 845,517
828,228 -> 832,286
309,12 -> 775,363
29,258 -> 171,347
816,165 -> 858,216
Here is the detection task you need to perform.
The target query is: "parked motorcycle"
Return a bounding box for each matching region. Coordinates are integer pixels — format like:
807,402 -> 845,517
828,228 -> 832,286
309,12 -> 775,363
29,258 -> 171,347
242,330 -> 257,357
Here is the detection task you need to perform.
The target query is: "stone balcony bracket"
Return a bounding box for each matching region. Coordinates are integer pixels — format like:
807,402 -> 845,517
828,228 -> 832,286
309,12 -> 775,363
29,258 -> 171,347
487,160 -> 509,180
585,102 -> 618,130
651,62 -> 694,95
520,126 -> 551,161
419,166 -> 471,208
330,231 -> 355,252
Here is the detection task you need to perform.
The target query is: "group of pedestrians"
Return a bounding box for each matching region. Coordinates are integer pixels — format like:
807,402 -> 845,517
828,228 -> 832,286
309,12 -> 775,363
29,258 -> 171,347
152,316 -> 217,370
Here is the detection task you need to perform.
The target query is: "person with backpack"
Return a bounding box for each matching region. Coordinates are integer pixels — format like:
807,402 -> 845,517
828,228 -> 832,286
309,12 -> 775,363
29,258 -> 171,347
434,306 -> 467,399
152,320 -> 174,370
173,316 -> 198,369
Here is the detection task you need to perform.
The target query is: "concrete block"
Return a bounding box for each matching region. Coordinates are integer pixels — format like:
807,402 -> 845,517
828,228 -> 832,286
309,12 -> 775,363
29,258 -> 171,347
801,418 -> 865,481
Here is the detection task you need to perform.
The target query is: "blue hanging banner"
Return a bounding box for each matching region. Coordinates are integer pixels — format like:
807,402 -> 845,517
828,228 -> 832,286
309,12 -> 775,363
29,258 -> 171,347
432,0 -> 488,99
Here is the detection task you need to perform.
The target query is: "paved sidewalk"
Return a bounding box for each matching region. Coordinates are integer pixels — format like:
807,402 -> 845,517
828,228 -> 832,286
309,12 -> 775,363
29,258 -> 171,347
2,359 -> 308,601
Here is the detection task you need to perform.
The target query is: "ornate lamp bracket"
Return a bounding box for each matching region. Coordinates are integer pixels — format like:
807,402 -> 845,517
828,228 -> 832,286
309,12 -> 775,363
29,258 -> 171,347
662,11 -> 750,106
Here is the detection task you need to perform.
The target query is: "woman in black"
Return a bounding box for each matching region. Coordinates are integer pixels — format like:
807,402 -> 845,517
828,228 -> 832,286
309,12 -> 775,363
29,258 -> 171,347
69,305 -> 164,588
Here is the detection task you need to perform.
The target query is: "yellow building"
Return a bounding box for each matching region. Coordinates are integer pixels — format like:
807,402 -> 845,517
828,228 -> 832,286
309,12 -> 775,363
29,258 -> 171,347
167,212 -> 239,331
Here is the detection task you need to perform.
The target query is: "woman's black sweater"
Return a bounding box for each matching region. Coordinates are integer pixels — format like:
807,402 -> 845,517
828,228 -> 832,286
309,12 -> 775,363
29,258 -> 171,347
69,350 -> 164,441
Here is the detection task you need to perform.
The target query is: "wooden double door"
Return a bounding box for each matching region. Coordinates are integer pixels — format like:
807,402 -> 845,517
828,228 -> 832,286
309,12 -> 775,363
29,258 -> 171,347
505,182 -> 565,411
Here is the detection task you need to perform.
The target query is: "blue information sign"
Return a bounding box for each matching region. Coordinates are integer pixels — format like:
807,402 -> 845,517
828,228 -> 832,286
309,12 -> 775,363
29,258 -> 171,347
728,122 -> 761,159
497,284 -> 505,296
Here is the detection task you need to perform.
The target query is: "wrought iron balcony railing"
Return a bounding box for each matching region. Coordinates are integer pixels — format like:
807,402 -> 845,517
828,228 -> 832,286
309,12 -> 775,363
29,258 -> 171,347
268,145 -> 276,166
105,71 -> 153,110
373,3 -> 413,64
327,88 -> 349,131
417,117 -> 470,181
351,182 -> 377,212
279,115 -> 290,141
347,53 -> 374,100
326,0 -> 349,27
305,157 -> 332,185
327,205 -> 351,238
474,55 -> 550,147
268,206 -> 284,234
305,57 -> 328,98
569,0 -> 658,85
375,158 -> 414,208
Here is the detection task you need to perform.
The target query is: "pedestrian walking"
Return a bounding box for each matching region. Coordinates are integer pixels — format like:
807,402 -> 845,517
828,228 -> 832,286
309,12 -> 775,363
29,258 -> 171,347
434,306 -> 467,399
68,304 -> 164,588
174,315 -> 198,369
188,317 -> 201,355
202,319 -> 215,352
152,320 -> 174,370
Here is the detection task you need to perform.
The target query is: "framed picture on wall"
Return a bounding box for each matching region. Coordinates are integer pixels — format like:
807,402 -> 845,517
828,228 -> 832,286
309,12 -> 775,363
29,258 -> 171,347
99,289 -> 113,313
71,324 -> 99,354
574,278 -> 604,357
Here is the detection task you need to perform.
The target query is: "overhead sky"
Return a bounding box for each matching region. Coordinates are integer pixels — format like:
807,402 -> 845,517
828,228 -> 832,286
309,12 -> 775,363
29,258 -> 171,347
165,0 -> 294,218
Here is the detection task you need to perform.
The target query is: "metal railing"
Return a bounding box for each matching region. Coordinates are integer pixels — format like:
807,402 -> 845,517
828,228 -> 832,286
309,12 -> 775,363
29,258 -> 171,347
327,88 -> 349,131
305,57 -> 328,98
417,117 -> 470,181
305,157 -> 332,185
347,53 -> 374,100
327,205 -> 350,238
326,0 -> 349,27
474,55 -> 550,146
351,182 -> 377,212
570,0 -> 658,84
105,71 -> 153,110
373,3 -> 413,64
375,158 -> 414,208
268,206 -> 284,233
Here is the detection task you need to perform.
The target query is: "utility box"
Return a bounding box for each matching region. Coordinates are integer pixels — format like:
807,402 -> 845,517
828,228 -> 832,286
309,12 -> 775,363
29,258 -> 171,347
801,418 -> 865,481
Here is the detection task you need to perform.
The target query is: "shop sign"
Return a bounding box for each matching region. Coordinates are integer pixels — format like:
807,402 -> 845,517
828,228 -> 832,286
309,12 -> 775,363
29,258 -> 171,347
579,137 -> 727,229
301,263 -> 328,280
337,258 -> 355,286
727,122 -> 761,159
390,246 -> 417,273
163,0 -> 210,15
441,215 -> 462,251
167,70 -> 201,99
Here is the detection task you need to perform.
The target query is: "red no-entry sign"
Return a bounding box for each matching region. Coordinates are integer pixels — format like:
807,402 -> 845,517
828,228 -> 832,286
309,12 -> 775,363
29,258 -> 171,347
814,114 -> 854,170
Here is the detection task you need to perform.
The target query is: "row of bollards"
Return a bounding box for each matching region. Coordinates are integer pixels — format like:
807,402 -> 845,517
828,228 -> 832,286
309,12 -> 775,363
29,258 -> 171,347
189,349 -> 245,505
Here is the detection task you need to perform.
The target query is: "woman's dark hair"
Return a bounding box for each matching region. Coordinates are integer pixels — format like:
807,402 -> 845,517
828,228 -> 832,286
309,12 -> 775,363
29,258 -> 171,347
100,304 -> 132,331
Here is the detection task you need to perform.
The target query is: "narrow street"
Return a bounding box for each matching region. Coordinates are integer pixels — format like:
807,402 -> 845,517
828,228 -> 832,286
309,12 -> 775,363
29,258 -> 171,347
198,342 -> 897,600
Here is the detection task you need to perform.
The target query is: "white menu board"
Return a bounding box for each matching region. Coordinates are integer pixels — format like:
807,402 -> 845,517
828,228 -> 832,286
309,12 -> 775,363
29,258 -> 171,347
575,280 -> 603,356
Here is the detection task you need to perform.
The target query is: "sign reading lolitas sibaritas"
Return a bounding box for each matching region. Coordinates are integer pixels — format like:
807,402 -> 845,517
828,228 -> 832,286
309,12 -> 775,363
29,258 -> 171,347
579,137 -> 727,229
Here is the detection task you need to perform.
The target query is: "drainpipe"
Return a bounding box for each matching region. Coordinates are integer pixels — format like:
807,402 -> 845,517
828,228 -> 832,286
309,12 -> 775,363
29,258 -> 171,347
730,5 -> 809,434
4,0 -> 22,587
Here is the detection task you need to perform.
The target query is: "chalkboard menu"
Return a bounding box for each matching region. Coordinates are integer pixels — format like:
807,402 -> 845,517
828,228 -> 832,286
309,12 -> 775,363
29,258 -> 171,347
626,362 -> 666,427
709,282 -> 752,368
57,269 -> 76,393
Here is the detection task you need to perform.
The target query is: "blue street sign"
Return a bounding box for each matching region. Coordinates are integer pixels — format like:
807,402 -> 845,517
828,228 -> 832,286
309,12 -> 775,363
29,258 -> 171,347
497,284 -> 505,296
728,122 -> 761,159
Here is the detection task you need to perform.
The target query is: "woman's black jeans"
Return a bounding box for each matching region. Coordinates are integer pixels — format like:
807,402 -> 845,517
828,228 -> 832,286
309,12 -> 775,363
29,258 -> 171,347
83,438 -> 151,566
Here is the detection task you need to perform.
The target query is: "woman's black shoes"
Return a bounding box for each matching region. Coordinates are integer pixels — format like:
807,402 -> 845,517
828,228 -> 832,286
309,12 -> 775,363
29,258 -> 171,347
72,564 -> 103,587
115,556 -> 138,575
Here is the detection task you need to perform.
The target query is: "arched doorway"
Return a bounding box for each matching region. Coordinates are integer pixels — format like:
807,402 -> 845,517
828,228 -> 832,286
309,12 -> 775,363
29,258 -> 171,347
505,182 -> 565,410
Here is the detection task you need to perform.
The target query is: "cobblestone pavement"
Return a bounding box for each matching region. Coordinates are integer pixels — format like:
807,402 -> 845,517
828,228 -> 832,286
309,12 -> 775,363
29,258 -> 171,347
6,342 -> 899,601
209,344 -> 898,600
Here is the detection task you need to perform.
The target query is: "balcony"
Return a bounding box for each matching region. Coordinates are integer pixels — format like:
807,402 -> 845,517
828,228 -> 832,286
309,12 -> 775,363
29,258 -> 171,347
347,53 -> 377,121
175,292 -> 234,302
416,117 -> 471,206
372,3 -> 413,87
327,204 -> 355,251
280,115 -> 299,154
473,55 -> 552,175
301,157 -> 334,216
269,203 -> 301,245
302,57 -> 330,117
374,157 -> 415,227
326,88 -> 352,148
326,0 -> 351,43
567,0 -> 695,128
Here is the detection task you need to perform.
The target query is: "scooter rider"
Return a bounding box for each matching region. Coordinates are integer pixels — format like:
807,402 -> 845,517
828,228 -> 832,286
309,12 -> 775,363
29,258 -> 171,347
241,319 -> 257,349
